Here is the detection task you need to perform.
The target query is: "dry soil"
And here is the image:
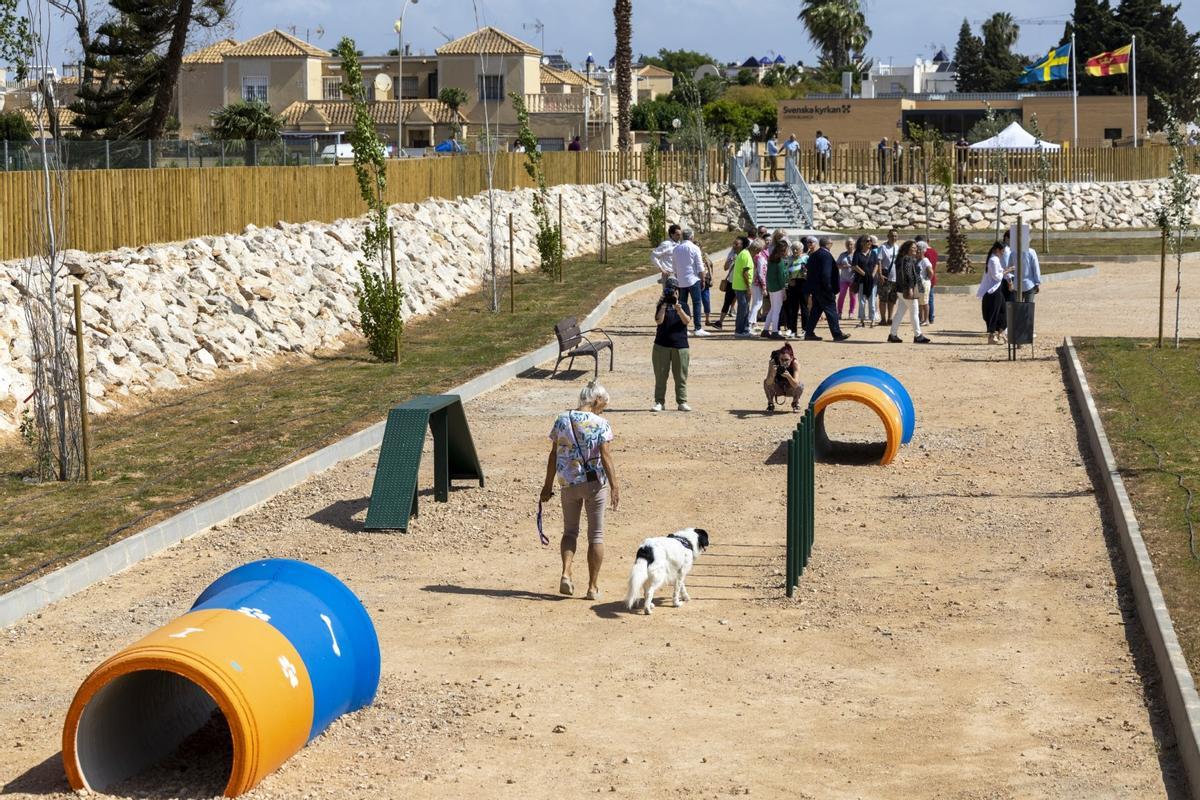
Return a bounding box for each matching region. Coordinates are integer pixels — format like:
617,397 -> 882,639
1,256 -> 1198,799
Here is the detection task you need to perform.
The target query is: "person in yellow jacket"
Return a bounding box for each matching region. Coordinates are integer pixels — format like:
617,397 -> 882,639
730,236 -> 754,337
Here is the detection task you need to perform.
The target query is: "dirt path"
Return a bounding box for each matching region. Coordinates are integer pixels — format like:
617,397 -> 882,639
2,257 -> 1197,799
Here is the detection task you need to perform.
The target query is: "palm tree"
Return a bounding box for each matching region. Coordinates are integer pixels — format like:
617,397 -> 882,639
798,0 -> 872,69
210,100 -> 283,165
981,12 -> 1019,51
614,0 -> 632,152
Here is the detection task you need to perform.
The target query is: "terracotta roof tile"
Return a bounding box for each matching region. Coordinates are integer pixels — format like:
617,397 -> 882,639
436,26 -> 540,56
225,29 -> 329,59
16,106 -> 79,128
183,38 -> 239,65
280,100 -> 466,127
539,65 -> 591,87
638,64 -> 675,79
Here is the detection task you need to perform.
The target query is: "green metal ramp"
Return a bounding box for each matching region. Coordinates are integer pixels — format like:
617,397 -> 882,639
364,395 -> 485,531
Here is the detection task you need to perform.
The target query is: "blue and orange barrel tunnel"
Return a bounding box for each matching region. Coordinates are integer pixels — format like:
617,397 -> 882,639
62,559 -> 380,797
809,366 -> 915,465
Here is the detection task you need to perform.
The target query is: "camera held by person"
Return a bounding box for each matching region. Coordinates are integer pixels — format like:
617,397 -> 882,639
660,276 -> 680,308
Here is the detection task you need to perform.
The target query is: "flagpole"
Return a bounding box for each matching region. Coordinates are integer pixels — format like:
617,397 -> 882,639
1131,35 -> 1138,147
1071,33 -> 1078,147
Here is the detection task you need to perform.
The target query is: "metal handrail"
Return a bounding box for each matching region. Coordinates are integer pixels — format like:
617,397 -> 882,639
727,154 -> 757,224
784,155 -> 814,228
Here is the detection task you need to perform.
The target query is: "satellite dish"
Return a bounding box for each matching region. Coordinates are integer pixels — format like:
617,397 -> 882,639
374,73 -> 393,94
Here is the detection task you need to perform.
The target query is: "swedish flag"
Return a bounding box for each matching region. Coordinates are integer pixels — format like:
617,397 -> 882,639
1019,43 -> 1071,84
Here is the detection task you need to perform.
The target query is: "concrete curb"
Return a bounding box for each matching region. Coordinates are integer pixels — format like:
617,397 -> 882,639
1042,255 -> 1173,264
0,270 -> 667,629
1062,336 -> 1200,799
935,265 -> 1098,295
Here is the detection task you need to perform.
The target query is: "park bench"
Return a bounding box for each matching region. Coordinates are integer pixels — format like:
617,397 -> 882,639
552,317 -> 614,378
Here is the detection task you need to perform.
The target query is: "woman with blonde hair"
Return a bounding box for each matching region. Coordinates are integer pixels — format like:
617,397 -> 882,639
540,380 -> 621,600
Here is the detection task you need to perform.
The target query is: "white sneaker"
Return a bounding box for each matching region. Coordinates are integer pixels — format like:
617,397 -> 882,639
650,403 -> 663,412
692,329 -> 712,337
677,403 -> 692,412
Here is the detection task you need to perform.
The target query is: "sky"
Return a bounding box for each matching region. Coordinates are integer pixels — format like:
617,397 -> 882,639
23,0 -> 1200,75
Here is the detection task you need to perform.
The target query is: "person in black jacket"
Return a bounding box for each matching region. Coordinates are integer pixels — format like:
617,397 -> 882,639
802,237 -> 850,342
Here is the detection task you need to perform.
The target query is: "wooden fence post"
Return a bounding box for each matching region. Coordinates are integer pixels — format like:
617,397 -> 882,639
73,282 -> 92,482
601,189 -> 608,264
1158,228 -> 1167,348
390,229 -> 400,364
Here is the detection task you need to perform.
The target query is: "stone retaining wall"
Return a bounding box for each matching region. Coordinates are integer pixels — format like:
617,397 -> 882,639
0,182 -> 740,434
812,178 -> 1200,231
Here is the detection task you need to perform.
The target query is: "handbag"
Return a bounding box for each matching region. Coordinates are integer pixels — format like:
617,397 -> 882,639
719,278 -> 731,293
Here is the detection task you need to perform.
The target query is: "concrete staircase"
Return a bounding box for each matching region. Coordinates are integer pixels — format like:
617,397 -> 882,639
748,181 -> 810,230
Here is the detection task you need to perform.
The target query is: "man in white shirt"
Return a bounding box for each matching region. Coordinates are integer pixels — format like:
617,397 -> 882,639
671,229 -> 710,335
766,136 -> 779,180
1009,243 -> 1042,302
651,224 -> 681,283
783,134 -> 800,159
815,130 -> 831,179
877,228 -> 899,325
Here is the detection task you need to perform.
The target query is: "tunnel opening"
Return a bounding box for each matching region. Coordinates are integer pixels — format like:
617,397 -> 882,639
74,669 -> 233,798
815,406 -> 889,465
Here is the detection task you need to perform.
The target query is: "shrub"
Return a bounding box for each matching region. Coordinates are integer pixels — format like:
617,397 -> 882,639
356,265 -> 403,361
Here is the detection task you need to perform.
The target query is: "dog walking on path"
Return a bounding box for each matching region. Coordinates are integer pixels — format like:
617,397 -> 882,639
624,528 -> 709,615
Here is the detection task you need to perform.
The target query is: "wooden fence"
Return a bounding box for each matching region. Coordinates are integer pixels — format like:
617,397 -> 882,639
0,151 -> 727,262
2,145 -> 1193,261
786,143 -> 1200,186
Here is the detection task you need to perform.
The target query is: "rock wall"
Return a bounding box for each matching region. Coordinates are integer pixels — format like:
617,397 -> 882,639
0,182 -> 741,434
811,178 -> 1200,231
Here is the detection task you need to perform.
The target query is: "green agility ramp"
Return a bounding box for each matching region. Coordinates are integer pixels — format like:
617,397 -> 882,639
364,395 -> 485,531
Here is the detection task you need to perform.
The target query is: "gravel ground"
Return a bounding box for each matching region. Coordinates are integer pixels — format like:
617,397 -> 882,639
1,256 -> 1197,799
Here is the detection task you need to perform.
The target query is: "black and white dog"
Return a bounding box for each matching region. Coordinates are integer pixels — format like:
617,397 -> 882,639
624,528 -> 710,615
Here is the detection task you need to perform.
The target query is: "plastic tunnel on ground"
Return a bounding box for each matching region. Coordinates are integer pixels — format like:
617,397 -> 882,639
810,366 -> 915,465
62,559 -> 380,798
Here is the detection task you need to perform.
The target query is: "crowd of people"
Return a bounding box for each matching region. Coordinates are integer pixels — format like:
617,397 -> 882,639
680,224 -> 936,345
648,221 -> 941,416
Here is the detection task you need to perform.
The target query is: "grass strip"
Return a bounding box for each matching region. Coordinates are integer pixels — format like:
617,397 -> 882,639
1076,337 -> 1200,676
934,262 -> 1090,287
0,231 -> 730,588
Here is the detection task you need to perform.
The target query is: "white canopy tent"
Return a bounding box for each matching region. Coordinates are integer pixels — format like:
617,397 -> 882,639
968,121 -> 1062,151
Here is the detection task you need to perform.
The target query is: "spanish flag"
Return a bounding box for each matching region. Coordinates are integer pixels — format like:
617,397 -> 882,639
1085,44 -> 1132,76
1018,43 -> 1072,85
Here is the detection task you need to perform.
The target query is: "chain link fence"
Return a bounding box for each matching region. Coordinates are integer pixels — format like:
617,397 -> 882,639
0,137 -> 359,171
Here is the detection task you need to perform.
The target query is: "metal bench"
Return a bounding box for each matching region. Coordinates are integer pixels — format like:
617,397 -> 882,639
552,316 -> 614,378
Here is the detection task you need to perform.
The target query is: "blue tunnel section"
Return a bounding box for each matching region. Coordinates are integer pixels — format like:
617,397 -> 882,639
192,558 -> 382,741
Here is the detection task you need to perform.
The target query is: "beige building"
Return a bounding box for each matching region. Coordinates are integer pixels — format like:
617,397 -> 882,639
176,26 -> 621,151
635,64 -> 674,102
776,93 -> 1149,146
